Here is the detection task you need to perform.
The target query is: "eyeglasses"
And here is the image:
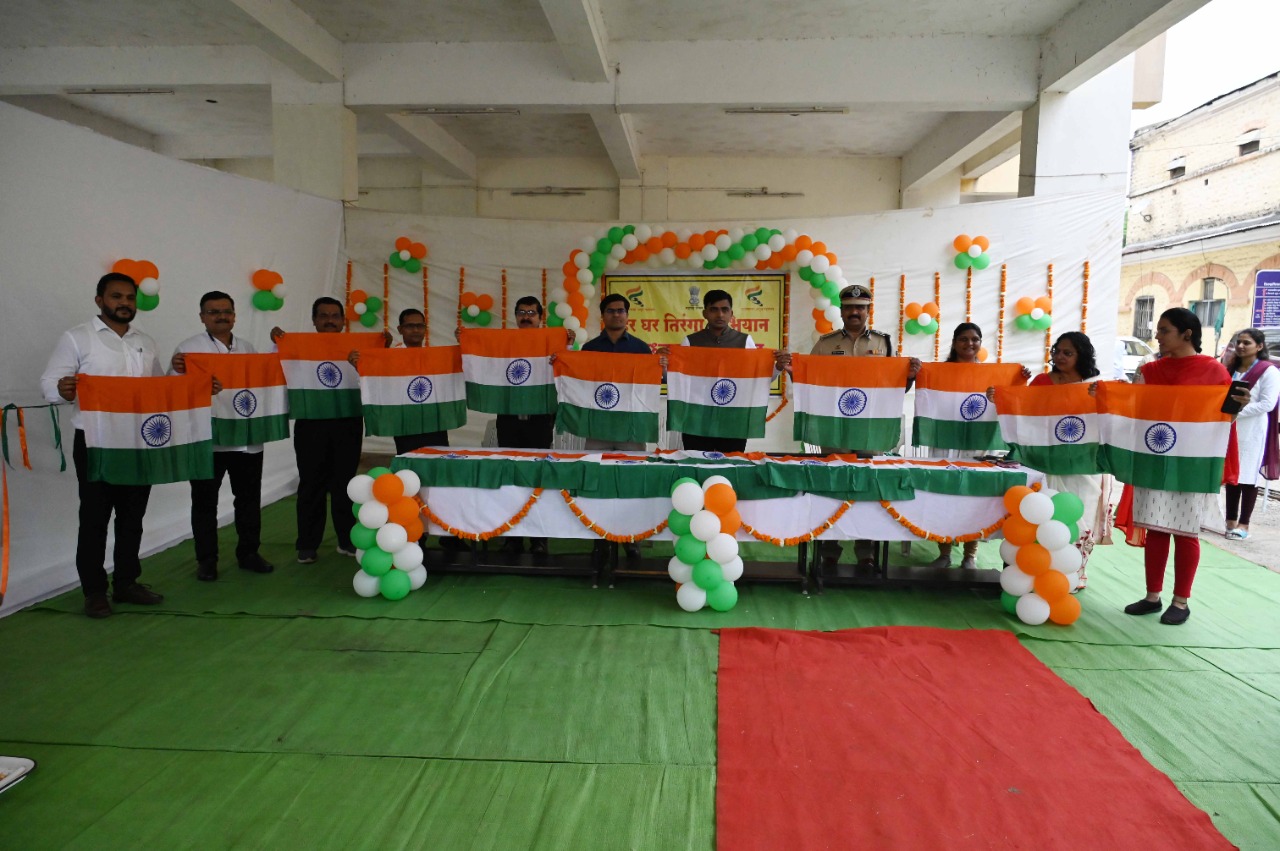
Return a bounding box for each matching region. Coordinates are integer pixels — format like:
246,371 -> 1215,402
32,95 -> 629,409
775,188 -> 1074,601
202,309 -> 235,317
515,309 -> 540,317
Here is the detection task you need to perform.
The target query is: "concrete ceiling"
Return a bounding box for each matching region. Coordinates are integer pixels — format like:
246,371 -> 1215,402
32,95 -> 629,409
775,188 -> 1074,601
0,0 -> 1209,186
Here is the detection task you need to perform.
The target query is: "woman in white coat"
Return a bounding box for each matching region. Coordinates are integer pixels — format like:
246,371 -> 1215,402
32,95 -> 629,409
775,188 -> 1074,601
1223,328 -> 1280,539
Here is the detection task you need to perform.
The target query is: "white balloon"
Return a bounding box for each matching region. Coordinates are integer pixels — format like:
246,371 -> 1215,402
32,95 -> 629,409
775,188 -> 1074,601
580,283 -> 596,299
406,564 -> 428,590
754,245 -> 772,261
272,283 -> 287,298
827,265 -> 843,281
768,234 -> 786,251
999,565 -> 1035,596
621,234 -> 639,251
1039,487 -> 1059,500
690,510 -> 722,542
555,302 -> 573,319
394,470 -> 421,497
393,543 -> 424,571
668,556 -> 693,585
466,304 -> 479,317
580,236 -> 598,254
564,315 -> 582,331
1036,519 -> 1071,551
647,254 -> 662,268
353,570 -> 380,597
916,314 -> 934,329
551,287 -> 568,303
1064,569 -> 1080,591
671,481 -> 705,515
714,234 -> 732,251
1030,307 -> 1045,320
346,474 -> 375,504
573,251 -> 591,269
823,306 -> 841,323
810,255 -> 830,274
399,249 -> 412,261
354,302 -> 367,315
706,533 -> 739,564
998,539 -> 1020,566
814,297 -> 831,311
701,245 -> 719,262
1049,544 -> 1083,574
376,523 -> 410,553
1019,492 -> 1055,525
138,277 -> 160,296
676,582 -> 707,612
728,227 -> 745,242
968,244 -> 983,258
355,549 -> 365,561
1016,592 -> 1051,625
796,249 -> 814,267
720,555 -> 744,582
576,268 -> 594,286
701,475 -> 732,490
358,500 -> 389,529
677,228 -> 693,241
659,247 -> 676,265
605,255 -> 620,270
782,228 -> 799,242
606,244 -> 623,260
634,224 -> 652,242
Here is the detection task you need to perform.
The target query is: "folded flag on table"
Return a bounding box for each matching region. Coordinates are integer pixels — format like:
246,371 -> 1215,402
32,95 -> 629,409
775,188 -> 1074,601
667,347 -> 774,439
995,383 -> 1101,475
1096,381 -> 1231,493
553,350 -> 662,443
913,362 -> 1024,451
277,333 -> 385,420
185,353 -> 289,446
77,374 -> 213,485
790,355 -> 910,451
459,328 -> 563,415
358,346 -> 466,437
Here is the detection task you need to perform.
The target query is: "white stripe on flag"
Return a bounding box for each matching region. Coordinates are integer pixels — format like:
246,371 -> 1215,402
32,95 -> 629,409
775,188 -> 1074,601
668,372 -> 770,409
462,353 -> 553,388
361,373 -> 466,406
81,407 -> 212,450
281,358 -> 360,391
211,385 -> 287,421
1098,414 -> 1230,459
793,383 -> 904,419
915,388 -> 997,423
997,412 -> 1099,446
556,375 -> 658,414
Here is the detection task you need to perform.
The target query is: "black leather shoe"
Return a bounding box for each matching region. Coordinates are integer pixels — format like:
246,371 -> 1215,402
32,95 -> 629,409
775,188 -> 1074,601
297,550 -> 318,564
1160,604 -> 1191,625
1123,598 -> 1163,616
84,594 -> 112,619
196,560 -> 219,582
112,583 -> 164,605
238,553 -> 274,574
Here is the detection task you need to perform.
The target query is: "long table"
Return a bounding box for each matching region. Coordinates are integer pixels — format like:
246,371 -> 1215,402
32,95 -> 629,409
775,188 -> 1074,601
391,448 -> 1045,592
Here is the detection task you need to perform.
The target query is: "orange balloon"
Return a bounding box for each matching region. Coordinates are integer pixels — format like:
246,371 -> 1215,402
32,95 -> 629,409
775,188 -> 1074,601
1014,297 -> 1034,315
704,483 -> 737,515
689,233 -> 706,251
1003,515 -> 1038,547
395,236 -> 411,251
719,507 -> 741,535
562,261 -> 577,277
1016,543 -> 1052,576
768,253 -> 785,270
372,473 -> 405,505
973,235 -> 990,251
812,308 -> 825,321
567,291 -> 585,309
780,245 -> 798,262
645,236 -> 662,253
953,234 -> 973,253
1034,570 -> 1070,602
135,260 -> 159,279
1034,296 -> 1053,313
816,319 -> 834,333
977,347 -> 989,362
1048,594 -> 1081,625
410,242 -> 427,259
1003,485 -> 1033,515
402,517 -> 425,542
921,302 -> 940,318
346,305 -> 361,321
388,497 -> 421,527
795,235 -> 813,251
111,258 -> 137,278
633,246 -> 650,262
574,307 -> 589,323
661,231 -> 678,248
811,241 -> 827,256
704,230 -> 718,244
755,261 -> 769,271
905,302 -> 923,320
825,252 -> 838,266
564,277 -> 581,293
476,294 -> 494,311
352,289 -> 369,304
674,243 -> 692,259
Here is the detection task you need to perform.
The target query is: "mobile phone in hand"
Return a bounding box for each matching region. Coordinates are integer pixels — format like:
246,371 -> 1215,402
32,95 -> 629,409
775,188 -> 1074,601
1221,379 -> 1250,415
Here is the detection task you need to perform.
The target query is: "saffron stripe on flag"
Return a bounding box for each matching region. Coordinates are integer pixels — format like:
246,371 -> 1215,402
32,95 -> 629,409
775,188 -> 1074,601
357,345 -> 462,377
667,346 -> 774,379
914,362 -> 1023,393
791,354 -> 912,389
184,353 -> 285,389
76,373 -> 211,414
552,350 -> 663,385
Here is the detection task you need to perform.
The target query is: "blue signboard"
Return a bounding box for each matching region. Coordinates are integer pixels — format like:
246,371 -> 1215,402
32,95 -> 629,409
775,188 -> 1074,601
1253,270 -> 1280,326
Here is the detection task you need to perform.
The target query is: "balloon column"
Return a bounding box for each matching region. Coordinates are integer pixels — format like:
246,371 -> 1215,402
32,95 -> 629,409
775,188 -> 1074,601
346,468 -> 429,600
1013,295 -> 1053,331
903,301 -> 940,336
389,237 -> 427,273
952,234 -> 991,270
459,291 -> 494,326
666,476 -> 744,612
250,269 -> 286,312
112,259 -> 161,311
997,485 -> 1085,625
347,289 -> 384,328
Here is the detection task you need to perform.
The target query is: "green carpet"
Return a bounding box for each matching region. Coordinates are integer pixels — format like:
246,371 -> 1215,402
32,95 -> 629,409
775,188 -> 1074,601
3,496 -> 1280,848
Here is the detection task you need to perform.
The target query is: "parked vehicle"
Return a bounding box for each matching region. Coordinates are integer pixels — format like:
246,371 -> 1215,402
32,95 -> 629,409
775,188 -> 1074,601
1114,336 -> 1155,380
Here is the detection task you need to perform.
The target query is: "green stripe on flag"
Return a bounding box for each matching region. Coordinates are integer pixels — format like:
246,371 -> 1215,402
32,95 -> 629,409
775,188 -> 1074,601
913,416 -> 1007,451
556,403 -> 658,444
1006,442 -> 1101,476
212,413 -> 290,446
288,388 -> 362,420
793,412 -> 901,452
88,440 -> 214,486
363,400 -> 467,437
1098,445 -> 1224,493
667,401 -> 766,439
465,383 -> 556,415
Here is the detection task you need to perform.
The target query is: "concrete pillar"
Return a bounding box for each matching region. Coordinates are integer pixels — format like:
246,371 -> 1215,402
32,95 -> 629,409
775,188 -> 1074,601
901,167 -> 962,210
271,80 -> 357,201
1018,56 -> 1133,198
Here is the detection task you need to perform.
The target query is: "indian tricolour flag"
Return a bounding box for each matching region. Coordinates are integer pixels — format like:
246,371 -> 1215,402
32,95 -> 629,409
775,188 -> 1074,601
77,374 -> 213,485
995,383 -> 1100,475
553,350 -> 662,443
459,328 -> 562,415
667,347 -> 773,439
1096,382 -> 1231,493
277,333 -> 386,419
913,363 -> 1023,450
791,354 -> 909,451
359,346 -> 466,436
185,353 -> 289,446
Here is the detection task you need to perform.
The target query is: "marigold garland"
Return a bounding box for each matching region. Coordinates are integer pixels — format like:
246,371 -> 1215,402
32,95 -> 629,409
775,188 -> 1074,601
422,487 -> 544,541
501,268 -> 509,329
1044,263 -> 1054,371
559,490 -> 669,542
868,276 -> 875,328
965,267 -> 973,323
421,263 -> 429,345
932,271 -> 942,362
879,501 -> 1006,544
997,263 -> 1008,361
765,393 -> 790,422
740,500 -> 853,546
1081,261 -> 1090,333
897,274 -> 906,356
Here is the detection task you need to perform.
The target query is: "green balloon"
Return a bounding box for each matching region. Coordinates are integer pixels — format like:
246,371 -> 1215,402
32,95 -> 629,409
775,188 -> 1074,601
809,272 -> 826,289
389,252 -> 406,268
674,534 -> 706,565
367,466 -> 392,479
905,318 -> 921,335
596,238 -> 612,254
727,244 -> 745,261
366,296 -> 383,312
692,558 -> 724,591
359,311 -> 378,327
547,312 -> 564,327
1051,492 -> 1085,524
360,547 -> 393,577
714,253 -> 732,269
1065,522 -> 1079,543
669,476 -> 698,495
589,253 -> 607,273
136,292 -> 159,311
1000,590 -> 1019,615
1015,314 -> 1035,331
379,569 -> 412,600
251,290 -> 276,311
269,294 -> 285,311
972,253 -> 991,270
622,224 -> 635,235
798,266 -> 814,282
916,315 -> 934,331
821,281 -> 840,301
351,524 -> 378,551
954,253 -> 973,269
707,581 -> 739,612
668,509 -> 692,537
1034,315 -> 1053,330
475,311 -> 492,327
608,226 -> 624,243
352,503 -> 362,519
754,227 -> 771,243
741,234 -> 759,251
702,260 -> 716,270
405,258 -> 422,273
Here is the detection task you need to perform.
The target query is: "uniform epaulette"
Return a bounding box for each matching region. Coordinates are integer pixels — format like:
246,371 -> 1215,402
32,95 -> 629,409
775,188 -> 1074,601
817,330 -> 844,340
868,329 -> 889,338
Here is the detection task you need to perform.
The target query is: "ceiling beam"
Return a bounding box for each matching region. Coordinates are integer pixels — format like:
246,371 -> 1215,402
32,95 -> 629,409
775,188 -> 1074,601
0,95 -> 156,150
1039,0 -> 1209,94
218,0 -> 343,83
588,108 -> 639,179
537,0 -> 611,83
900,112 -> 1022,191
153,131 -> 407,159
960,127 -> 1022,179
365,113 -> 477,181
0,46 -> 272,95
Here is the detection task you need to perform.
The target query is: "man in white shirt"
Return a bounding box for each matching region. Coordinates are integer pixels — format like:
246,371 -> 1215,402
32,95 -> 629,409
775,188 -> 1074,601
170,291 -> 273,581
41,273 -> 166,618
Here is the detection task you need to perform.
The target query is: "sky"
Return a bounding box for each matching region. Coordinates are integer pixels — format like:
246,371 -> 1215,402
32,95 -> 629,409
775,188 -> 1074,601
1131,0 -> 1280,131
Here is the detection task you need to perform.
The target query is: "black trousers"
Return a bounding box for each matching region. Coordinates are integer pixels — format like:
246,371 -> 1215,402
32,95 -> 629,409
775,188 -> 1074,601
394,432 -> 449,455
681,433 -> 748,454
191,451 -> 264,563
73,429 -> 151,597
293,417 -> 363,552
496,414 -> 555,450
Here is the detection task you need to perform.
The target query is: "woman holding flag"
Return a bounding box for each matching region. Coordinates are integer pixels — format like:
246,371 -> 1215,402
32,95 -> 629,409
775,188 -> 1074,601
1221,328 -> 1279,540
